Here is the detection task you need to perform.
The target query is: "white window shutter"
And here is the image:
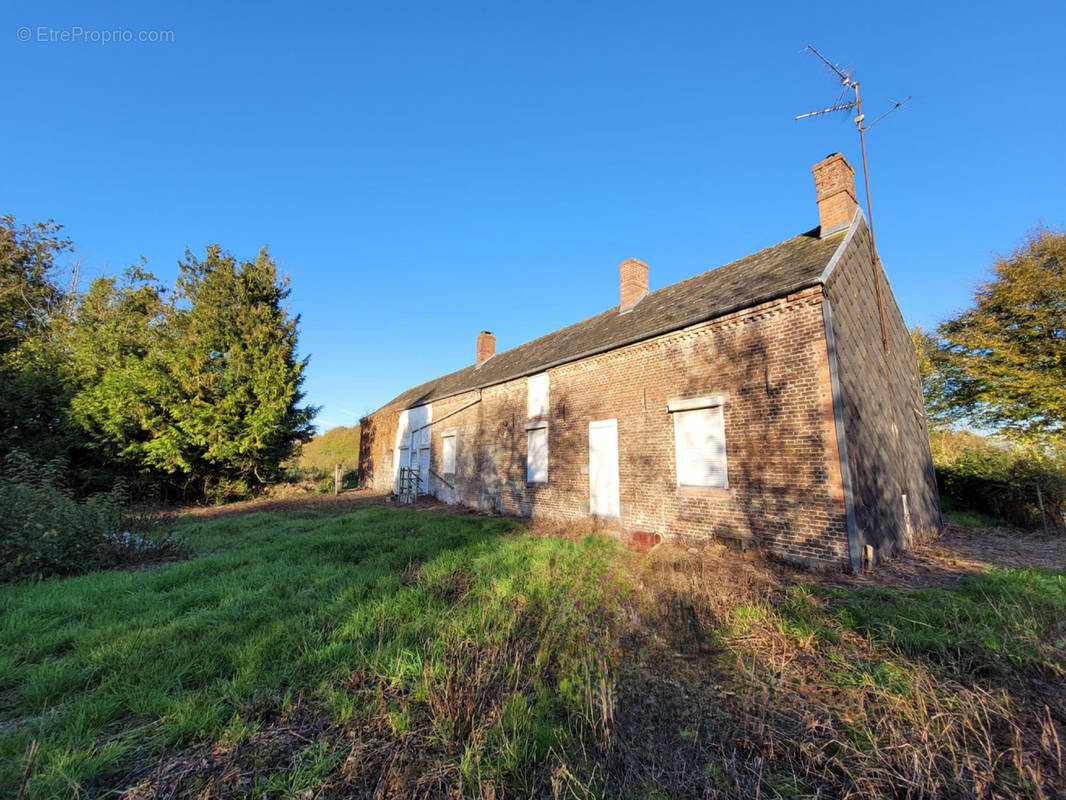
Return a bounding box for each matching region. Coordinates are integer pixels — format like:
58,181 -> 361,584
442,435 -> 456,474
527,427 -> 548,483
673,406 -> 727,488
527,373 -> 549,418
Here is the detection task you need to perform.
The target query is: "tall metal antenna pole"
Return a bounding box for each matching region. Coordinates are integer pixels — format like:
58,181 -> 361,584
796,45 -> 909,353
797,46 -> 915,548
854,85 -> 911,252
849,81 -> 889,351
853,82 -> 889,352
854,83 -> 875,244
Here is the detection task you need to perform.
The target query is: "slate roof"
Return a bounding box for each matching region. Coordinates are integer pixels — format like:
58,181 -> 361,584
377,226 -> 845,413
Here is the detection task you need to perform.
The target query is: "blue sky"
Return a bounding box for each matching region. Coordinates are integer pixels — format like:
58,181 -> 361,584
4,1 -> 1064,431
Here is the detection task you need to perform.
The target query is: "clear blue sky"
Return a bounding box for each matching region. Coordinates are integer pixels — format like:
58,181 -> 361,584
5,1 -> 1064,431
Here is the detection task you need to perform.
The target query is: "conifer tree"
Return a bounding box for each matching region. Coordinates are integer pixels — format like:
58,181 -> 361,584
143,246 -> 316,497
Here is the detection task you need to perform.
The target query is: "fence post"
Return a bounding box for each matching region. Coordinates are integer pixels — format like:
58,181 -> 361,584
1036,484 -> 1049,535
334,463 -> 341,496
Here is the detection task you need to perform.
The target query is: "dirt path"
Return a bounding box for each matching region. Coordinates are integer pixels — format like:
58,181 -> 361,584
827,523 -> 1066,590
175,489 -> 390,520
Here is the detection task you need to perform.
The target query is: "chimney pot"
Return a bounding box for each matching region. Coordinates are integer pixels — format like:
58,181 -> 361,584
476,330 -> 495,365
619,258 -> 649,309
812,153 -> 858,236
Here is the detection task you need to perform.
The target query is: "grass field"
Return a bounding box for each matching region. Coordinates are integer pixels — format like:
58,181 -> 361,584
1,506 -> 1064,798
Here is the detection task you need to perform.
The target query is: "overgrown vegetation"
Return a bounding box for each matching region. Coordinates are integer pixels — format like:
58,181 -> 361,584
910,227 -> 1066,532
820,569 -> 1066,677
0,215 -> 315,503
2,507 -> 1063,798
0,453 -> 182,583
929,429 -> 1065,530
624,546 -> 1065,798
0,507 -> 630,797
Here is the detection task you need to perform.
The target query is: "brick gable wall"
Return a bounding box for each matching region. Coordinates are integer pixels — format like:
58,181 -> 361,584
824,217 -> 942,564
360,285 -> 852,568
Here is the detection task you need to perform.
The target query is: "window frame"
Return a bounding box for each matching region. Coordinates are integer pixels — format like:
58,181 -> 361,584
668,395 -> 728,490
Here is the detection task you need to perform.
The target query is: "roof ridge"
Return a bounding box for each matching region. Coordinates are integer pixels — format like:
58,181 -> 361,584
367,226 -> 844,416
640,227 -> 825,302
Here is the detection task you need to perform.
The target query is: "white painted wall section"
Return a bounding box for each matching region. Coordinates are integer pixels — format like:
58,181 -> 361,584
393,404 -> 432,493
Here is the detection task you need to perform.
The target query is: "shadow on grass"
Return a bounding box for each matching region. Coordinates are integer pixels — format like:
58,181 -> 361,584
6,507 -> 1064,799
601,546 -> 1066,799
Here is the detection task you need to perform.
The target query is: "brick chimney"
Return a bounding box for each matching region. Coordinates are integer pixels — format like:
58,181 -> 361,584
476,330 -> 495,365
619,258 -> 649,309
812,153 -> 858,236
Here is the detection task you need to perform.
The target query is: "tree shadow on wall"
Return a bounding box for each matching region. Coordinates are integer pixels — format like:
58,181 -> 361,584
667,314 -> 848,563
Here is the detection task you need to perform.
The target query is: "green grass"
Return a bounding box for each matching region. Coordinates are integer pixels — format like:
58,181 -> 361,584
820,568 -> 1066,677
939,495 -> 1005,528
0,507 -> 631,798
770,569 -> 1066,680
3,506 -> 1064,798
288,425 -> 362,491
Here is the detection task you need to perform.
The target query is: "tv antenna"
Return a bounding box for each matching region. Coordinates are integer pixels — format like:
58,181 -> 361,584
795,44 -> 909,249
796,44 -> 909,353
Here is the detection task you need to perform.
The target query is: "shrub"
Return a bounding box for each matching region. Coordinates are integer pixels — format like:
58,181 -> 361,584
931,431 -> 1066,530
0,452 -> 181,582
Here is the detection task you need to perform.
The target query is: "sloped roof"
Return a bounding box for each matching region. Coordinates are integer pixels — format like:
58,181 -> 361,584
377,226 -> 844,413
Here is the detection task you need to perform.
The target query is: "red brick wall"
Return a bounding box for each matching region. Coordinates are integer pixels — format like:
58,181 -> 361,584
361,286 -> 851,567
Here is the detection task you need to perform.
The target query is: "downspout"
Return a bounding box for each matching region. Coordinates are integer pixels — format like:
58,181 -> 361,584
822,297 -> 862,572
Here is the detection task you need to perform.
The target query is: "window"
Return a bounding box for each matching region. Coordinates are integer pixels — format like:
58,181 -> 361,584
441,433 -> 456,474
526,421 -> 548,483
669,396 -> 727,489
527,372 -> 549,418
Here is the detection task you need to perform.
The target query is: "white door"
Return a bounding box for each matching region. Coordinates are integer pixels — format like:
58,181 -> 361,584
393,404 -> 432,493
589,419 -> 620,517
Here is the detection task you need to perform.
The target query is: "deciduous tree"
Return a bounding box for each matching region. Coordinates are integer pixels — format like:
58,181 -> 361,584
936,228 -> 1066,445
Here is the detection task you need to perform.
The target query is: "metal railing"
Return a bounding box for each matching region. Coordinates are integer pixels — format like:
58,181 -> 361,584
397,467 -> 423,504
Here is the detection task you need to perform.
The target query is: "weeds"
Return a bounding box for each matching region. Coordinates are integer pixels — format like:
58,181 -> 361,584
0,452 -> 184,583
616,547 -> 1066,798
822,568 -> 1066,677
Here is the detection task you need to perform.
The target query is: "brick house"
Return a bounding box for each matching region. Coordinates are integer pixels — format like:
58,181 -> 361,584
358,154 -> 941,570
